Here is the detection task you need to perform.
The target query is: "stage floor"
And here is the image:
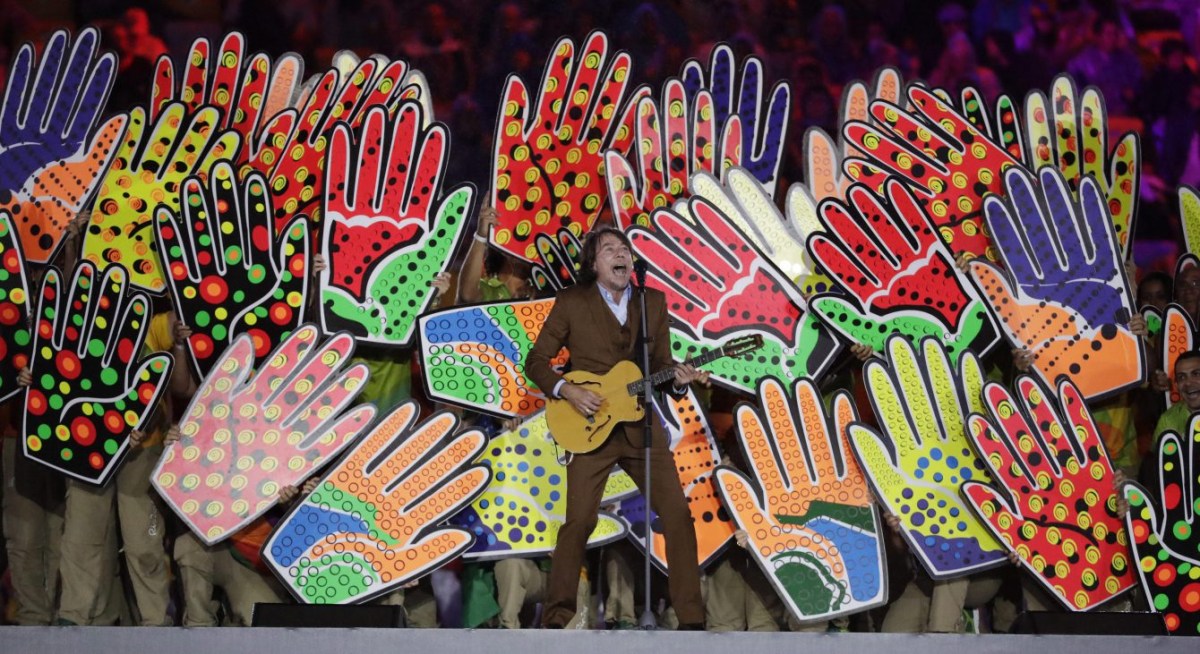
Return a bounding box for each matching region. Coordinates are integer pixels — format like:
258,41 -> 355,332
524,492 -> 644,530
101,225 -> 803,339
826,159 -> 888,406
0,627 -> 1196,654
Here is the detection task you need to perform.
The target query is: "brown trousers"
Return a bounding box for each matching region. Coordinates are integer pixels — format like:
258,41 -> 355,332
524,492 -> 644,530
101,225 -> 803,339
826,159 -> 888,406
542,427 -> 703,627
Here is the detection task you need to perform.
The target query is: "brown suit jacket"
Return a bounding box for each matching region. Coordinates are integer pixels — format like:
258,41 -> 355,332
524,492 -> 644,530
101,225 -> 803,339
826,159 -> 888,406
527,282 -> 676,445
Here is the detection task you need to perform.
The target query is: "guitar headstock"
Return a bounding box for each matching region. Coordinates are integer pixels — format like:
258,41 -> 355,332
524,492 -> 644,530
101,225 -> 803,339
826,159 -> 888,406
721,335 -> 764,358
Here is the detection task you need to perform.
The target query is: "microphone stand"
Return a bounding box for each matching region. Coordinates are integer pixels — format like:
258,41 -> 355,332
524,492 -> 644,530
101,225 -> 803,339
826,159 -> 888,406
633,260 -> 657,630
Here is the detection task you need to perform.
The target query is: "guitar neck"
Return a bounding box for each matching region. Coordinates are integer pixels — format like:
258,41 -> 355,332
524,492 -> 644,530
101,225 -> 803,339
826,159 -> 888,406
626,346 -> 728,396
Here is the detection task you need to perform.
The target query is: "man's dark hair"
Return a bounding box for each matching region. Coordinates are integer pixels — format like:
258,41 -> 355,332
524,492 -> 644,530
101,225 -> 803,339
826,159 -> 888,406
577,226 -> 633,286
1141,270 -> 1173,296
1176,350 -> 1200,370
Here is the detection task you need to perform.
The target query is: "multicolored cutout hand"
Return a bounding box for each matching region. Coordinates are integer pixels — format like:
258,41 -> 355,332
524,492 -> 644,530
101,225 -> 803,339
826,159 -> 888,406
265,402 -> 490,604
1161,304 -> 1194,407
963,376 -> 1134,611
150,31 -> 302,168
155,161 -> 310,379
606,388 -> 736,571
454,410 -> 627,559
849,336 -> 1007,578
686,168 -> 827,294
23,261 -> 173,485
628,199 -> 842,393
529,228 -> 582,292
1024,76 -> 1139,255
153,324 -> 375,544
245,56 -> 412,234
807,179 -> 998,361
604,77 -> 735,230
0,28 -> 126,264
83,102 -> 240,293
716,377 -> 884,621
490,31 -> 642,262
969,166 -> 1145,401
418,299 -> 568,418
843,83 -> 1024,259
1122,415 -> 1200,635
679,43 -> 789,194
1181,187 -> 1200,257
320,103 -> 472,346
0,212 -> 32,403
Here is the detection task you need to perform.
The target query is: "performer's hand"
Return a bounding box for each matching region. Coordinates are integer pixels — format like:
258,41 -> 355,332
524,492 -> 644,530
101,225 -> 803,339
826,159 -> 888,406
277,484 -> 299,504
561,382 -> 603,417
849,342 -> 873,362
672,363 -> 709,387
477,205 -> 497,239
1129,312 -> 1148,338
1151,369 -> 1170,392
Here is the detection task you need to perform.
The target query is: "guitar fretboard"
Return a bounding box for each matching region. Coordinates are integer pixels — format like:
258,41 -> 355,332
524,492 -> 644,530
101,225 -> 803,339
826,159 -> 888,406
625,346 -> 728,396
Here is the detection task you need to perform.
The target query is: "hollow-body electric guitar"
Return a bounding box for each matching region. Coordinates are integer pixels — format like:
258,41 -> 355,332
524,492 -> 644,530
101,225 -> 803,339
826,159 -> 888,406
546,336 -> 762,453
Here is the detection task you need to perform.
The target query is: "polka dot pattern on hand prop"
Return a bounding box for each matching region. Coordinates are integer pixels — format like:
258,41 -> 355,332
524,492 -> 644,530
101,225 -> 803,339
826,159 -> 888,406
418,299 -> 568,418
716,377 -> 886,622
153,324 -> 375,545
0,28 -> 126,265
22,261 -> 174,486
1024,76 -> 1139,256
970,166 -> 1145,403
843,83 -> 1024,260
318,103 -> 473,346
489,31 -> 641,262
608,388 -> 736,572
453,411 -> 626,560
849,336 -> 1007,579
155,162 -> 310,380
241,55 -> 419,236
82,102 -> 241,293
1161,304 -> 1194,408
808,178 -> 999,362
963,375 -> 1135,611
678,43 -> 790,196
1122,416 -> 1200,635
628,198 -> 842,393
685,169 -> 829,296
604,75 -> 736,231
149,31 -> 301,170
0,212 -> 31,405
264,402 -> 490,604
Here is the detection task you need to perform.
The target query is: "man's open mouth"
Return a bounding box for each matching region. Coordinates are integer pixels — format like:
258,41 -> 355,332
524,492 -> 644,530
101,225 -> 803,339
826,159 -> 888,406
613,264 -> 627,273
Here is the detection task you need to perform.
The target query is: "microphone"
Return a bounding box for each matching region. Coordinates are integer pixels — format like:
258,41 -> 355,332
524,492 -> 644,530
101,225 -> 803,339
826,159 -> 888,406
633,258 -> 648,289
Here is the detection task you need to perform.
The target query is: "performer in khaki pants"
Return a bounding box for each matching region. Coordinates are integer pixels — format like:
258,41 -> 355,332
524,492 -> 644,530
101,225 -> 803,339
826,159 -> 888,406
527,227 -> 707,629
1,402 -> 64,625
41,312 -> 178,625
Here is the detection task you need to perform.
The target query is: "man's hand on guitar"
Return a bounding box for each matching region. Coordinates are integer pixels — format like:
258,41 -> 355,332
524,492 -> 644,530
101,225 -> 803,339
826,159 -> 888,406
561,382 -> 603,417
673,363 -> 710,387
